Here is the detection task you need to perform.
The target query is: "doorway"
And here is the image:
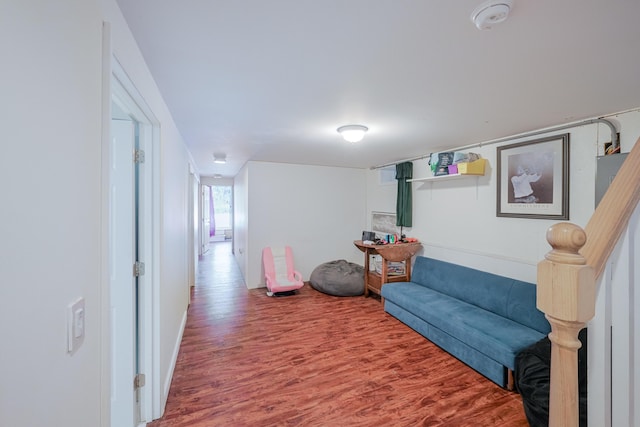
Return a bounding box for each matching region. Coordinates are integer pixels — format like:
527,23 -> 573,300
105,54 -> 160,426
201,184 -> 233,252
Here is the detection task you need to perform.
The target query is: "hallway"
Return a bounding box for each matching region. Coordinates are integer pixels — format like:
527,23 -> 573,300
196,241 -> 242,301
149,242 -> 527,426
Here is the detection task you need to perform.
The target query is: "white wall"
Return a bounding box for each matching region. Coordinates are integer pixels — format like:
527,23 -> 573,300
233,165 -> 250,282
0,1 -> 194,426
367,110 -> 640,283
239,161 -> 366,289
0,2 -> 103,426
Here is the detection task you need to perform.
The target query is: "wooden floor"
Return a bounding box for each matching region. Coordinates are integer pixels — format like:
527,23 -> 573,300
148,242 -> 528,426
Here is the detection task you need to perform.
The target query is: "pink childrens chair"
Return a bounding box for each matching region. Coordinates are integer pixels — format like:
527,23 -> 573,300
262,246 -> 304,296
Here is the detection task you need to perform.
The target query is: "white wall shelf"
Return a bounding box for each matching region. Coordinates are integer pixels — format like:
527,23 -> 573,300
407,173 -> 483,183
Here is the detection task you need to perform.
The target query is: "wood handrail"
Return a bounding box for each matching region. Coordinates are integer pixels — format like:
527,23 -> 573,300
581,136 -> 640,278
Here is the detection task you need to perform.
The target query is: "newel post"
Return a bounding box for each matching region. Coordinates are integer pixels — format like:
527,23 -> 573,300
537,223 -> 595,427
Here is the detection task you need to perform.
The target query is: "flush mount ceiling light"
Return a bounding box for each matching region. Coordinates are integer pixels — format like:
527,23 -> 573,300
337,124 -> 368,143
213,153 -> 227,164
471,0 -> 513,30
213,174 -> 223,179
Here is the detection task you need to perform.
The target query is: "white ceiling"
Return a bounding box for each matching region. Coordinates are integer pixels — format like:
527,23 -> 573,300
115,0 -> 640,177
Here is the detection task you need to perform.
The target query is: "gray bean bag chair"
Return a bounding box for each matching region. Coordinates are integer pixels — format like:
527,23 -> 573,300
309,260 -> 365,296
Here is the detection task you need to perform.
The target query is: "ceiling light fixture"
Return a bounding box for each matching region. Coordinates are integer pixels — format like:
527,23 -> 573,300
213,153 -> 227,164
471,0 -> 513,30
213,174 -> 223,179
337,124 -> 368,143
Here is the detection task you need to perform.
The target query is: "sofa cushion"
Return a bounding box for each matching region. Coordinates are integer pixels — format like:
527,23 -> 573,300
382,282 -> 548,370
409,257 -> 550,335
384,299 -> 507,386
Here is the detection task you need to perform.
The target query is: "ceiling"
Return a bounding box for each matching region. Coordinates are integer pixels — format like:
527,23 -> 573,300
115,0 -> 640,178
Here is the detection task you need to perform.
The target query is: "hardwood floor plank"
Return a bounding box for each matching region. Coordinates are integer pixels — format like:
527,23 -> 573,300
148,242 -> 528,426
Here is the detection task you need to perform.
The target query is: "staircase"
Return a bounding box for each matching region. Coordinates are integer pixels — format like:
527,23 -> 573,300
538,136 -> 640,426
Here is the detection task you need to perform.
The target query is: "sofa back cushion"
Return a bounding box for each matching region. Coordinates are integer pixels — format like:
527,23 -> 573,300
411,256 -> 550,334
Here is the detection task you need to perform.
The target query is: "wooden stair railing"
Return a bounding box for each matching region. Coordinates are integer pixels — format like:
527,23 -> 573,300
538,224 -> 594,427
537,136 -> 640,427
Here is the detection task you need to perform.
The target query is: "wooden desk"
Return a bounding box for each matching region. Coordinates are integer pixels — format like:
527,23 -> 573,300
353,240 -> 422,298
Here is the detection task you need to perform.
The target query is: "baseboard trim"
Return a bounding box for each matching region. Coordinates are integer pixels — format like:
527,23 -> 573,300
161,309 -> 188,410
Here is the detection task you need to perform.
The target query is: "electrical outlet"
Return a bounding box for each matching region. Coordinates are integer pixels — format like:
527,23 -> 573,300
67,297 -> 85,354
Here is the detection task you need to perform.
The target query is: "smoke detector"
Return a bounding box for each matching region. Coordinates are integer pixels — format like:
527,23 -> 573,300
471,0 -> 513,30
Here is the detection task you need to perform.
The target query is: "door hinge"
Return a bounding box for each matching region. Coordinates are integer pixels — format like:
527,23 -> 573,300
134,149 -> 145,164
134,373 -> 146,389
133,261 -> 145,277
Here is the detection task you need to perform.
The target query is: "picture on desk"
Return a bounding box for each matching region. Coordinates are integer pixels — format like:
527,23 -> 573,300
371,211 -> 401,237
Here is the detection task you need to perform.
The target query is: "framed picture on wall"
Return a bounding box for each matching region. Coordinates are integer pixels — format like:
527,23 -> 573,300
496,134 -> 570,219
371,211 -> 400,237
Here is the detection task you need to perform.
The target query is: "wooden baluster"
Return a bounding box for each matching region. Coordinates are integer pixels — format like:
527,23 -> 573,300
537,222 -> 596,427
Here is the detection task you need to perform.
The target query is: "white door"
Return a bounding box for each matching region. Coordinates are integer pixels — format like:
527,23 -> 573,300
110,118 -> 137,426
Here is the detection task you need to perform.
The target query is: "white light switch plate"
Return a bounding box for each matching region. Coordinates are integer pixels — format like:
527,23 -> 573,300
67,297 -> 85,354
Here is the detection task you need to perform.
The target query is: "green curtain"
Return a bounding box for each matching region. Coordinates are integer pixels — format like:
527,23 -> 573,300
395,162 -> 413,228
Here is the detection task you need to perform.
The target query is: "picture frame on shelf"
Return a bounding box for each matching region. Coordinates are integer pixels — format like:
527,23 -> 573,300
496,133 -> 570,219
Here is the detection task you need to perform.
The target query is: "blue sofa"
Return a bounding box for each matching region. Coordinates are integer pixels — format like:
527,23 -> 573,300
380,256 -> 551,388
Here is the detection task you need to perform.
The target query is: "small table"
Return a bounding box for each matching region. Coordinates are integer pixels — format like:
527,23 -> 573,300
353,240 -> 422,299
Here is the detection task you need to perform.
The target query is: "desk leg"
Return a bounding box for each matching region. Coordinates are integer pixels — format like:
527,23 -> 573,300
381,258 -> 388,290
379,258 -> 389,305
363,249 -> 370,297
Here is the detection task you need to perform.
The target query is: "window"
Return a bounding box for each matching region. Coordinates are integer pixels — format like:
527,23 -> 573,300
379,165 -> 396,185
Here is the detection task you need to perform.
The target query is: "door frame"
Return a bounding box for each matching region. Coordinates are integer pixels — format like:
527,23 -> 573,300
188,167 -> 199,296
201,185 -> 211,255
101,22 -> 161,426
